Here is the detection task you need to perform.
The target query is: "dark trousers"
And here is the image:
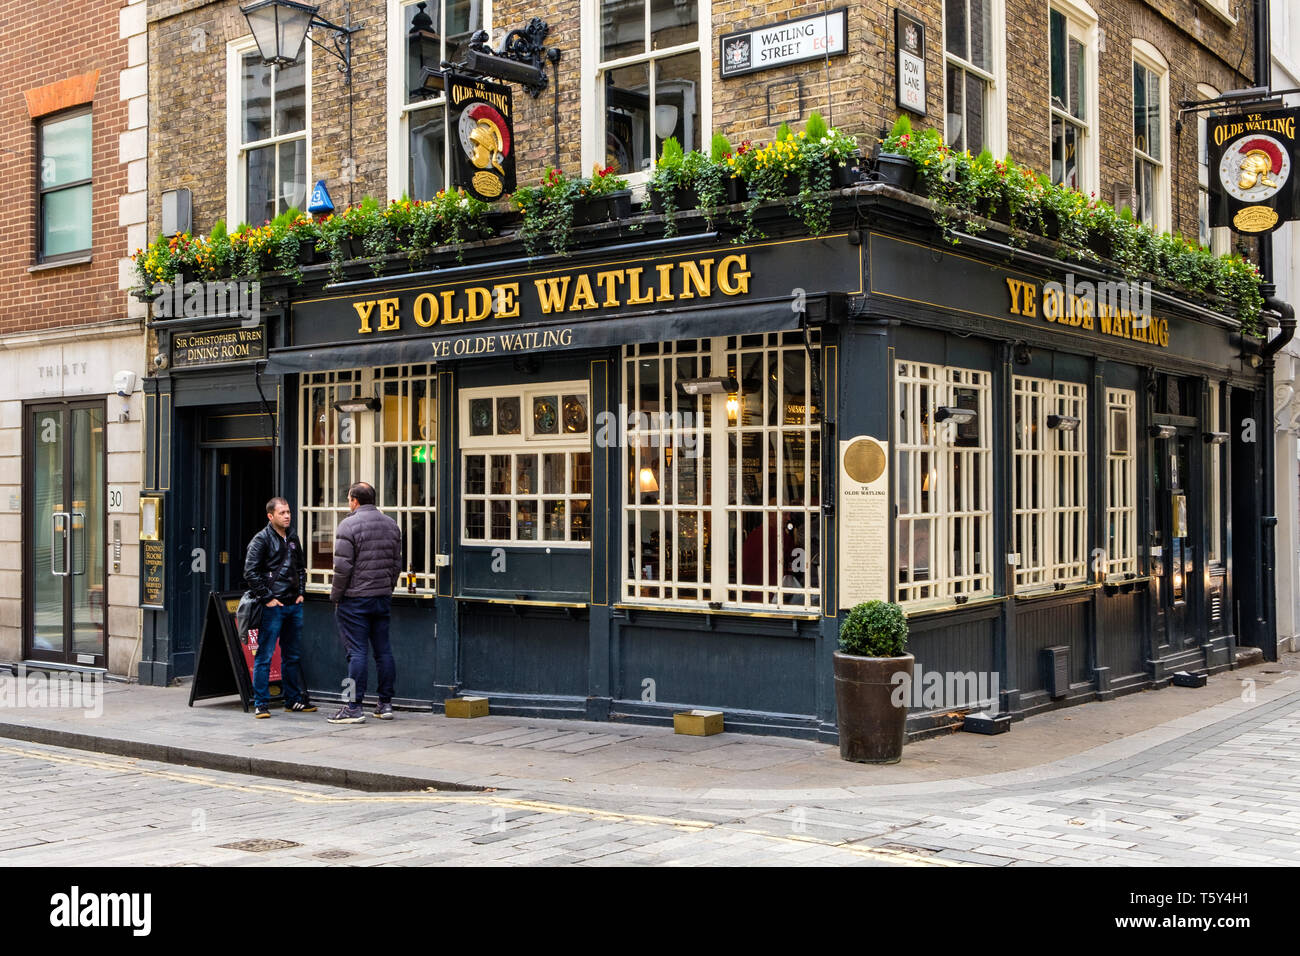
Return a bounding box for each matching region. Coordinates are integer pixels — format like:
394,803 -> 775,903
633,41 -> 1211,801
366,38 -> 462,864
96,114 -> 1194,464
254,602 -> 305,708
335,595 -> 396,706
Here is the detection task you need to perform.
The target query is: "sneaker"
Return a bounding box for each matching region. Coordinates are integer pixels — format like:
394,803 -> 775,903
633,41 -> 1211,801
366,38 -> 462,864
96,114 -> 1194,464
373,703 -> 394,720
254,706 -> 271,719
287,700 -> 318,713
326,705 -> 366,724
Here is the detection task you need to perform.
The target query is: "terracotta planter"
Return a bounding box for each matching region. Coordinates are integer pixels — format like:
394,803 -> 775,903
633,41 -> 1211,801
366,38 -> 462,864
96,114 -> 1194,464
833,651 -> 914,763
872,152 -> 916,191
572,190 -> 632,226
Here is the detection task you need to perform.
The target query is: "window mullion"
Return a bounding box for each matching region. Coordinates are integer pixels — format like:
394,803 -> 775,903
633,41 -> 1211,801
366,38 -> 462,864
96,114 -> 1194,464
709,337 -> 728,602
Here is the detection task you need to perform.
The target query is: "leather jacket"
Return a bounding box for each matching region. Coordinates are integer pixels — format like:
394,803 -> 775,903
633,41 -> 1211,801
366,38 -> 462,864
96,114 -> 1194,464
244,523 -> 306,604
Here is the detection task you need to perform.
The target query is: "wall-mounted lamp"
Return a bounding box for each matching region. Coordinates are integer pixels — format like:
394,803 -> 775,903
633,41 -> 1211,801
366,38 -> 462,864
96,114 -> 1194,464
934,406 -> 976,425
1203,431 -> 1230,445
333,395 -> 381,413
1149,424 -> 1178,439
1046,414 -> 1080,431
240,1 -> 359,76
678,376 -> 739,396
1013,341 -> 1032,366
725,394 -> 740,424
638,467 -> 659,494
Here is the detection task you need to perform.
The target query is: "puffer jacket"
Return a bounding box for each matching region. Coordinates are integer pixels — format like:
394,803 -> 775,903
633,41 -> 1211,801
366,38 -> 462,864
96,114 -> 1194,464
330,504 -> 403,601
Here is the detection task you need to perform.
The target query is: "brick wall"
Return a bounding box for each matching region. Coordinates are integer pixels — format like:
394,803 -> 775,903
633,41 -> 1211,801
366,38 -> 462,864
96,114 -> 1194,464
145,0 -> 1256,248
0,0 -> 133,336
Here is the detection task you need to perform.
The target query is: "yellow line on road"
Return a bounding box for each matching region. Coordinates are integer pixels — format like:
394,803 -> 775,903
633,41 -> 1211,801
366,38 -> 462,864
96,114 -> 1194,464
1,743 -> 958,866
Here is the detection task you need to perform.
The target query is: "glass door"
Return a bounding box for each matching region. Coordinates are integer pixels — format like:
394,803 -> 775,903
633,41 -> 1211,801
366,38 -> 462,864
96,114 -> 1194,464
1153,431 -> 1194,649
25,402 -> 106,666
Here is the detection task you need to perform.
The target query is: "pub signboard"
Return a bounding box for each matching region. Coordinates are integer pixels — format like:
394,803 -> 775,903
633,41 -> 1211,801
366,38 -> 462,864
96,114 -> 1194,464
169,326 -> 266,370
1208,106 -> 1300,235
446,73 -> 516,202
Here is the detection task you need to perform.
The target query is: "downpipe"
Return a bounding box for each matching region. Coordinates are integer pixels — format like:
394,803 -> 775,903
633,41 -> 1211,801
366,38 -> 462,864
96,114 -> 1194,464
1258,290 -> 1294,660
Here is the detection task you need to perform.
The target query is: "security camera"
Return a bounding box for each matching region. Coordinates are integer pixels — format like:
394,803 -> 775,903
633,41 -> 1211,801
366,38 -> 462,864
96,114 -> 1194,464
113,370 -> 137,396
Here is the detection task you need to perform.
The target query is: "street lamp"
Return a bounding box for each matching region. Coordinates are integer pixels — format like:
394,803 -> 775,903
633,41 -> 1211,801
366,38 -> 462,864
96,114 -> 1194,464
240,0 -> 360,81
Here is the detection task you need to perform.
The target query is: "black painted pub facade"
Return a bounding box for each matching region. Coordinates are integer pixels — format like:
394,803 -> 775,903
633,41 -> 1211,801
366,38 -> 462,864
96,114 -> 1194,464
138,188 -> 1276,740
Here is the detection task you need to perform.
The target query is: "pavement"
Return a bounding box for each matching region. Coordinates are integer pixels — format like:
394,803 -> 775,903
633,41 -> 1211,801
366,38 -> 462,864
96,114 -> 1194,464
0,651 -> 1297,805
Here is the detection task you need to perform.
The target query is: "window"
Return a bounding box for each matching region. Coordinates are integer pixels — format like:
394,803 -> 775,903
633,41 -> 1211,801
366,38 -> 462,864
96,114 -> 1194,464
587,0 -> 709,180
1105,388 -> 1137,578
1013,376 -> 1087,590
1196,84 -> 1232,255
37,109 -> 92,261
300,366 -> 438,592
895,362 -> 993,605
387,0 -> 487,201
622,333 -> 821,610
944,0 -> 1004,155
1208,382 -> 1223,564
1049,2 -> 1096,191
1132,42 -> 1169,229
460,383 -> 592,546
228,39 -> 309,226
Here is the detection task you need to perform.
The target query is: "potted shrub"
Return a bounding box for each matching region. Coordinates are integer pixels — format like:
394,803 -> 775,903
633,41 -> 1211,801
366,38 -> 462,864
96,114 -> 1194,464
833,600 -> 913,764
513,166 -> 582,257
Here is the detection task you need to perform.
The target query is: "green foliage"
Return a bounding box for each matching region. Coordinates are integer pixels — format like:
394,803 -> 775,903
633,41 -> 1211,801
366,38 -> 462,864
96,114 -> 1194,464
657,136 -> 684,171
838,601 -> 909,658
888,114 -> 912,140
512,165 -> 628,257
804,110 -> 829,142
710,132 -> 733,163
776,121 -> 794,142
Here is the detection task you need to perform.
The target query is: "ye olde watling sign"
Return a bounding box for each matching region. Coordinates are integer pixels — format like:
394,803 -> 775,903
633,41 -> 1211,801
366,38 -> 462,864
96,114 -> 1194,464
895,9 -> 926,115
170,326 -> 266,369
1208,107 -> 1300,235
447,73 -> 516,202
719,8 -> 847,78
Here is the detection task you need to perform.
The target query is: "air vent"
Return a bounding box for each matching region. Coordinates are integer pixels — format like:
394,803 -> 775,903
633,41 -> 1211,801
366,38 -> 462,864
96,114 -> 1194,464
1112,184 -> 1134,215
1044,645 -> 1070,699
1210,593 -> 1223,623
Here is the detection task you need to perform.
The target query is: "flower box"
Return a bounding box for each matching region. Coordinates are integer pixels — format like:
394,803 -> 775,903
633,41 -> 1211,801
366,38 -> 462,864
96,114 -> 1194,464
873,152 -> 916,191
649,185 -> 700,215
572,189 -> 632,226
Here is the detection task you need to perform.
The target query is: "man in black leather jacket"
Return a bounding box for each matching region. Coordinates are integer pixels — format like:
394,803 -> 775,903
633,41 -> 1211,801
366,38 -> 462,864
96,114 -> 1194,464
243,497 -> 313,718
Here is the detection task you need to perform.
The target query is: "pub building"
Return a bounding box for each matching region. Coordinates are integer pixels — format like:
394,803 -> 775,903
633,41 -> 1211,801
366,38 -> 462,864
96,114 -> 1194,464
139,182 -> 1278,740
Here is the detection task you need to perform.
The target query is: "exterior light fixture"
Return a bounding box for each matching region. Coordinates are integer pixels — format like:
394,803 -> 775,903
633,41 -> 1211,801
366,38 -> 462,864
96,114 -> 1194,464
456,19 -> 558,99
1046,414 -> 1080,430
678,376 -> 739,396
1149,424 -> 1178,439
1013,341 -> 1032,366
332,395 -> 381,413
725,394 -> 740,424
934,406 -> 976,425
638,467 -> 659,494
1203,431 -> 1230,445
408,1 -> 442,99
240,1 -> 359,77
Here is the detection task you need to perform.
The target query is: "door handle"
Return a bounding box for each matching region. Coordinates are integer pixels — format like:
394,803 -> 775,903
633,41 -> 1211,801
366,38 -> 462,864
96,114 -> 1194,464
51,512 -> 69,577
71,511 -> 86,576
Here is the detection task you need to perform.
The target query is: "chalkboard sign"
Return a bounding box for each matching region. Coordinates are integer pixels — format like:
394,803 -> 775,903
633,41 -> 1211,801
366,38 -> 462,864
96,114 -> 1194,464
188,591 -> 282,711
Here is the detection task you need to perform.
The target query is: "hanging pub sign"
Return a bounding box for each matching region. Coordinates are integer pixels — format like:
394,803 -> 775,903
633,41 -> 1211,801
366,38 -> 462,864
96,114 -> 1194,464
895,9 -> 926,115
718,8 -> 847,79
1208,107 -> 1299,235
447,73 -> 516,202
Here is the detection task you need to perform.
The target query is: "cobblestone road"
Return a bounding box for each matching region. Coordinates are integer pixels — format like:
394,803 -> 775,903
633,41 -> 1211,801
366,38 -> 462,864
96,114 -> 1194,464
3,689 -> 1298,866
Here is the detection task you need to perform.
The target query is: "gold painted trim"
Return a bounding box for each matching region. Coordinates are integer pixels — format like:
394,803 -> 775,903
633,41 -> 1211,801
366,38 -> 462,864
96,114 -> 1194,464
590,358 -> 609,607
294,233 -> 864,309
457,596 -> 589,609
158,393 -> 172,491
824,344 -> 839,619
439,369 -> 453,598
612,603 -> 822,623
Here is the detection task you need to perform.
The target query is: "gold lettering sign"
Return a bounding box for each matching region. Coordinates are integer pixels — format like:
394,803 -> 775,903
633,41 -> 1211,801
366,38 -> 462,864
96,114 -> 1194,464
1233,205 -> 1280,232
1006,276 -> 1169,349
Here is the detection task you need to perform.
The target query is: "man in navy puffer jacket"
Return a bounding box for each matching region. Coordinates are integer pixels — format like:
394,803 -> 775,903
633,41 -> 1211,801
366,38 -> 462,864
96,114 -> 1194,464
327,481 -> 403,723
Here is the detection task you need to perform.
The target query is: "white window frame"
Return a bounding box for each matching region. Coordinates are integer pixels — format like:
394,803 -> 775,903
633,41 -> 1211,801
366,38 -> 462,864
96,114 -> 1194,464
943,0 -> 1006,156
1013,375 -> 1088,591
580,0 -> 712,187
299,365 -> 439,594
1048,0 -> 1098,194
1104,388 -> 1137,579
459,381 -> 592,547
621,333 -> 822,612
385,0 -> 492,201
226,35 -> 312,228
894,361 -> 994,606
1132,39 -> 1170,231
1196,83 -> 1232,255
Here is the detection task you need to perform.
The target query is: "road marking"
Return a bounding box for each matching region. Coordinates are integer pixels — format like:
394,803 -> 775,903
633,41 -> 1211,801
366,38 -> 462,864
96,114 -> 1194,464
0,743 -> 958,866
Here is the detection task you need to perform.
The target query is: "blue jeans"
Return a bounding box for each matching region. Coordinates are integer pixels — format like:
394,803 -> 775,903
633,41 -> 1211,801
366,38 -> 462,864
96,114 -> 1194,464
335,596 -> 395,706
253,602 -> 306,708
